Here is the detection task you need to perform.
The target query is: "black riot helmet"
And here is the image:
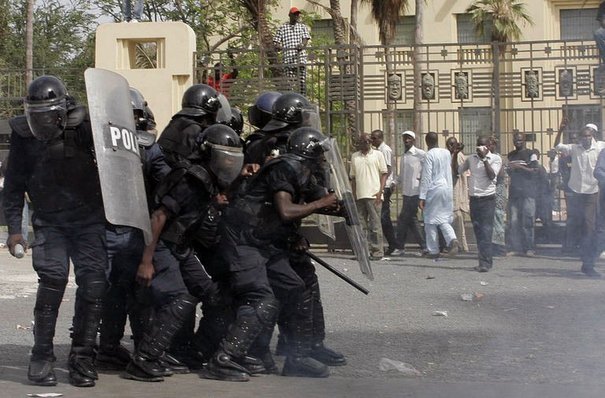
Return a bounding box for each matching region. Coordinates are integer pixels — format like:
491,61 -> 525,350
286,127 -> 330,159
199,124 -> 244,188
24,75 -> 68,141
129,87 -> 156,146
262,92 -> 310,132
222,107 -> 243,135
248,91 -> 281,129
176,84 -> 221,118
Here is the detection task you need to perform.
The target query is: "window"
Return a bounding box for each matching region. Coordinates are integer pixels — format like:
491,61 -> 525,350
311,19 -> 336,43
459,107 -> 492,148
383,110 -> 414,153
563,104 -> 602,140
457,13 -> 492,44
393,16 -> 415,45
560,9 -> 599,41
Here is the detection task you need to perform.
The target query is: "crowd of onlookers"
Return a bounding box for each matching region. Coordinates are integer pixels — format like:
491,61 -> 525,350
348,123 -> 605,277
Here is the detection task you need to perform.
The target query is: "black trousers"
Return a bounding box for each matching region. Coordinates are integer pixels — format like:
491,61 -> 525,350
396,195 -> 426,250
381,187 -> 398,250
470,195 -> 496,269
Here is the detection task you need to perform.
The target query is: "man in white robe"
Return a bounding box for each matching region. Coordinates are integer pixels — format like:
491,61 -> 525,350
419,132 -> 459,258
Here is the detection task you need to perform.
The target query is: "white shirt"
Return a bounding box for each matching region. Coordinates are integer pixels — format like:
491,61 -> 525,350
376,142 -> 394,187
459,152 -> 502,197
398,146 -> 426,196
556,140 -> 605,194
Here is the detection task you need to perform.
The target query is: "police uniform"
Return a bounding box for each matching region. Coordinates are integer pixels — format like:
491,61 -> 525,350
98,141 -> 171,370
4,103 -> 107,387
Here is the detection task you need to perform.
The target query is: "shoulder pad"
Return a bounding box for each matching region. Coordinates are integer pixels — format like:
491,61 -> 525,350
66,105 -> 87,128
186,164 -> 217,195
8,115 -> 33,138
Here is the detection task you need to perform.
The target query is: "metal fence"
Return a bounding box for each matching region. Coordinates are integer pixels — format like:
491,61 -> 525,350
2,38 -> 603,226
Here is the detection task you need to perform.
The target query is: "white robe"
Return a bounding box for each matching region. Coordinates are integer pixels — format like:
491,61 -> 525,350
419,147 -> 454,225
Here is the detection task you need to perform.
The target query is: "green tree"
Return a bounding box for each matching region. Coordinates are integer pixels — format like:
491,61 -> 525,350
360,0 -> 409,143
466,0 -> 533,134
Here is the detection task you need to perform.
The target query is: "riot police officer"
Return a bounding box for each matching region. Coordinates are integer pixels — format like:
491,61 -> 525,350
201,127 -> 339,381
97,87 -> 172,371
3,76 -> 107,387
123,87 -> 244,382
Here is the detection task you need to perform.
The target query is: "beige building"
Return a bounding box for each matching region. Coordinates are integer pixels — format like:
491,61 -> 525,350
273,1 -> 604,154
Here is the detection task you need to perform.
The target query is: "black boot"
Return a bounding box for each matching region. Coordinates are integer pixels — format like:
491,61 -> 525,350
123,294 -> 196,382
201,297 -> 279,382
97,280 -> 129,371
309,282 -> 346,366
282,290 -> 329,378
69,274 -> 107,387
28,280 -> 66,386
128,289 -> 155,349
249,326 -> 278,374
96,344 -> 132,371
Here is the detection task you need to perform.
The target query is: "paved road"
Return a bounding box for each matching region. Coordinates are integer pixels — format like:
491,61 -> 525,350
1,246 -> 605,398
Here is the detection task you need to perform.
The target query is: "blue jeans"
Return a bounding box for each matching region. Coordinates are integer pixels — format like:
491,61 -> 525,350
470,195 -> 496,269
507,196 -> 536,253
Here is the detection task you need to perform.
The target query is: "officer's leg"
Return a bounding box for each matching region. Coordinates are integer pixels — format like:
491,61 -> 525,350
97,228 -> 140,371
124,243 -> 197,382
68,223 -> 108,388
289,254 -> 346,366
28,226 -> 70,386
202,246 -> 280,382
267,255 -> 329,378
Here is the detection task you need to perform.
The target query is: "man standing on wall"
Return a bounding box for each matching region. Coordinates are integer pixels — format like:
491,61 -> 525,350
274,7 -> 311,95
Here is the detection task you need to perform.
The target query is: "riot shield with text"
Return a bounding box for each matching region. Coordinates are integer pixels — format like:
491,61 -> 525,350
325,137 -> 374,280
84,68 -> 152,244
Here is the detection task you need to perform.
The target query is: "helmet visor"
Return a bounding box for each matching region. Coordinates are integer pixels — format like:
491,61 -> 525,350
209,143 -> 244,188
24,99 -> 67,141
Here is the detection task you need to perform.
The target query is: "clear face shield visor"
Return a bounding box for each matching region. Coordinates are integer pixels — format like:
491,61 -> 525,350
208,143 -> 244,188
300,105 -> 321,130
24,99 -> 68,141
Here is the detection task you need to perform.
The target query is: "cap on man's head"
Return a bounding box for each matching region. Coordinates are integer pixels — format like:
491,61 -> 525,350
401,130 -> 416,139
585,123 -> 598,132
289,6 -> 301,14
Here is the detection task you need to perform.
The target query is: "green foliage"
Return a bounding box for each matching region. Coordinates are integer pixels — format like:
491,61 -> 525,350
466,0 -> 534,43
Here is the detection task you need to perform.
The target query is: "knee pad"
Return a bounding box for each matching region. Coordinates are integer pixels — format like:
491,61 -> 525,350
79,273 -> 108,302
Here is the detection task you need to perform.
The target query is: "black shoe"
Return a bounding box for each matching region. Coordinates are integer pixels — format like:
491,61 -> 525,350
581,267 -> 602,278
200,351 -> 250,382
125,354 -> 171,380
257,351 -> 279,374
385,247 -> 395,256
97,345 -> 131,371
310,343 -> 347,366
473,266 -> 489,273
68,357 -> 97,387
28,358 -> 57,386
159,352 -> 190,374
122,359 -> 164,382
68,355 -> 98,380
282,356 -> 329,378
234,355 -> 266,375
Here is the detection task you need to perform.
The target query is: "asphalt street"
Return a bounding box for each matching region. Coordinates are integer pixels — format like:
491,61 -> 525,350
1,245 -> 605,398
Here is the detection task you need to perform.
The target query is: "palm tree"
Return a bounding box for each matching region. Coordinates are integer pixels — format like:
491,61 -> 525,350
360,0 -> 409,143
466,0 -> 533,47
466,0 -> 533,134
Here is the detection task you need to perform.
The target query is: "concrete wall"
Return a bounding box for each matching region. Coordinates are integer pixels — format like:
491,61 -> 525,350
95,22 -> 197,133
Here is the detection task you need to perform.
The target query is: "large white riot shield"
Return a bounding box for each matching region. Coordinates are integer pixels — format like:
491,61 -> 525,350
325,137 -> 374,280
84,68 -> 152,244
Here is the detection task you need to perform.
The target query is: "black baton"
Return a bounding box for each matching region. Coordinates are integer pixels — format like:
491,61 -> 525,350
305,250 -> 369,295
